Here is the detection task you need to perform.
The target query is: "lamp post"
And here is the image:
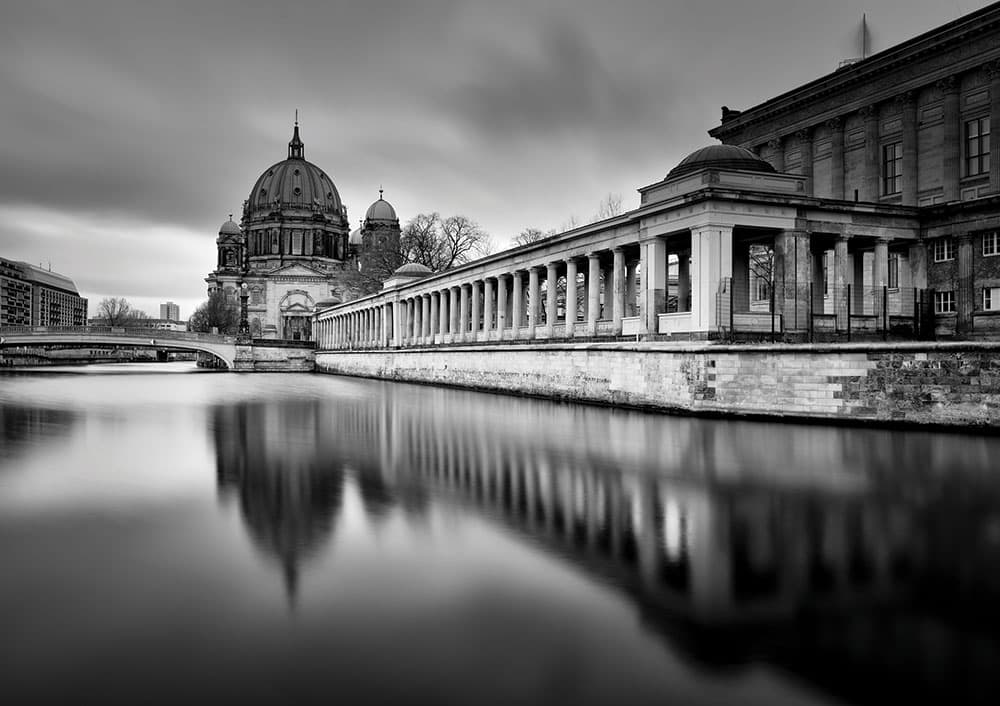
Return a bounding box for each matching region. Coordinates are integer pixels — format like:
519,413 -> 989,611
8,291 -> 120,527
238,282 -> 250,342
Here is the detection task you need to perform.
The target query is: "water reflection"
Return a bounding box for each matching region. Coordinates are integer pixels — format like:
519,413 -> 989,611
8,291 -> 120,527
212,382 -> 1000,704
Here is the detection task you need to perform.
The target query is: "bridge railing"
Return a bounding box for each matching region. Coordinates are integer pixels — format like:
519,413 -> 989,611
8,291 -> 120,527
0,326 -> 235,343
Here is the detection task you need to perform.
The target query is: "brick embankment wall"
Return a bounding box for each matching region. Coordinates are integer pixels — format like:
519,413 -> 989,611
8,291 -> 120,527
314,342 -> 1000,428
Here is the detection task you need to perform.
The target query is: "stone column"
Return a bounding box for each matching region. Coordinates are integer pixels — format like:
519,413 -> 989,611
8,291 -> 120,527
773,230 -> 812,331
483,278 -> 494,338
546,262 -> 559,336
612,247 -> 625,334
873,239 -> 890,288
956,233 -> 975,335
449,287 -> 460,339
392,300 -> 402,347
834,236 -> 850,331
430,292 -> 439,342
527,266 -> 540,338
797,128 -> 814,196
689,225 -> 734,332
384,303 -> 392,347
471,280 -> 481,341
939,76 -> 961,202
410,299 -> 420,345
459,284 -> 470,341
768,137 -> 785,172
496,275 -> 508,338
564,257 -> 578,337
828,117 -> 845,200
899,92 -> 917,206
988,61 -> 1000,194
643,239 -> 666,333
587,253 -> 601,335
860,105 -> 879,201
438,290 -> 449,341
511,271 -> 523,339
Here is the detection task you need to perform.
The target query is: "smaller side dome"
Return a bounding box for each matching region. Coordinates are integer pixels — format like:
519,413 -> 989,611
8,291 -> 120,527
666,144 -> 777,180
393,262 -> 432,277
365,189 -> 398,222
219,217 -> 241,236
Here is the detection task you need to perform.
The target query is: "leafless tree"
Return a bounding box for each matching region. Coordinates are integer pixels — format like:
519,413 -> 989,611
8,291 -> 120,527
594,192 -> 624,221
188,290 -> 239,334
96,297 -> 148,327
401,213 -> 492,272
513,227 -> 555,247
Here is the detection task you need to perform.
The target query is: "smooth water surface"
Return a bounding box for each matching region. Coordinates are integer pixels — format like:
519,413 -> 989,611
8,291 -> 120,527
2,362 -> 999,705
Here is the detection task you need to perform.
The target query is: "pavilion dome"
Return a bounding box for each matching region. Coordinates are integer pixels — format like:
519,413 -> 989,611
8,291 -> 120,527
245,123 -> 343,218
393,262 -> 432,277
666,144 -> 776,180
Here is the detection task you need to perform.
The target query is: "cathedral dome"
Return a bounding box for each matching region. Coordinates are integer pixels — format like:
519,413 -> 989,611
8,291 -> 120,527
219,218 -> 240,236
365,191 -> 397,222
666,144 -> 776,180
245,123 -> 344,218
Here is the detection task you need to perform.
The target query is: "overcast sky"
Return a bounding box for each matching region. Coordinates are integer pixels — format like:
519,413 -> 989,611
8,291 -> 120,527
1,0 -> 994,319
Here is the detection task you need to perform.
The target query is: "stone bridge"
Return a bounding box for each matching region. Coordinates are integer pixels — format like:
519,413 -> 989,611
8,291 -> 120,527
0,326 -> 240,367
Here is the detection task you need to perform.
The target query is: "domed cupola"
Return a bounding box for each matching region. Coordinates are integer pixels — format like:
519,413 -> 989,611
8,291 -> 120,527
218,216 -> 241,240
666,144 -> 777,181
364,189 -> 399,226
245,121 -> 346,223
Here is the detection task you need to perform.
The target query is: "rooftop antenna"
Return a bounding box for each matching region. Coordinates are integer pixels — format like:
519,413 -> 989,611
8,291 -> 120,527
862,13 -> 869,59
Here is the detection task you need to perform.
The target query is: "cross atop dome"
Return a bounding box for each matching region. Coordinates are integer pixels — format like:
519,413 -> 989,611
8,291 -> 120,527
288,113 -> 304,160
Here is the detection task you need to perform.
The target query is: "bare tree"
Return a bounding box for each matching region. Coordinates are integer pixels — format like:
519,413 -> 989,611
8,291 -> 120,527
96,297 -> 148,327
513,227 -> 554,247
401,213 -> 492,272
188,290 -> 239,334
594,192 -> 624,221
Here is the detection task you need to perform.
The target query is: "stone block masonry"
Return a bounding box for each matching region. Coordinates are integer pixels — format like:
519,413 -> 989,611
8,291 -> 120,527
315,342 -> 1000,428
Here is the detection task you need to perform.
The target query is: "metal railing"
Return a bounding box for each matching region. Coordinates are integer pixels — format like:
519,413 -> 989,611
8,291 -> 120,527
0,325 -> 234,343
716,279 -> 931,342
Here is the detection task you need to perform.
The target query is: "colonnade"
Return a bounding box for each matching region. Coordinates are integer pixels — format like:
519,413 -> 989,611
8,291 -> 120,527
317,245 -> 646,350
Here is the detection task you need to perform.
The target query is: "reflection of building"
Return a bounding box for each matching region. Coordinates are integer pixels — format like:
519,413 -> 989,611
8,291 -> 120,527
0,257 -> 87,326
205,122 -> 402,341
211,380 -> 1000,702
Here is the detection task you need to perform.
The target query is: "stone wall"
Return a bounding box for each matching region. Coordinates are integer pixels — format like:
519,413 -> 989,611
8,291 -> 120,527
315,342 -> 1000,428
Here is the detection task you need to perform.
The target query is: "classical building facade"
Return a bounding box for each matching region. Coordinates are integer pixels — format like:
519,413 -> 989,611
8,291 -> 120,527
315,2 -> 1000,347
206,123 -> 401,340
0,257 -> 87,327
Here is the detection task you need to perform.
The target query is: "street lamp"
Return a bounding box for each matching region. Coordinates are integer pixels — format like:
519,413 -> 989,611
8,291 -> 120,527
238,282 -> 250,342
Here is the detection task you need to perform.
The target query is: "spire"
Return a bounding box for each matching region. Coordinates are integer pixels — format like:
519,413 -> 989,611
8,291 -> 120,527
288,112 -> 304,159
378,186 -> 384,200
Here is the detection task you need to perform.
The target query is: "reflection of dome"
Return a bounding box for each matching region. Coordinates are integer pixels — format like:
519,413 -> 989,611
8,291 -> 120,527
219,218 -> 240,236
365,196 -> 397,222
393,262 -> 433,277
245,123 -> 343,217
666,144 -> 776,180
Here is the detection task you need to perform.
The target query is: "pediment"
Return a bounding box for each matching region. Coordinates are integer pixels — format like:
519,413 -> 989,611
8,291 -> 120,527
268,263 -> 325,277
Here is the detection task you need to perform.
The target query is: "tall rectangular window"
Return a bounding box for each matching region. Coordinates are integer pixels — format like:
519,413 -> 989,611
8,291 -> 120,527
888,253 -> 899,289
966,117 -> 991,177
935,290 -> 956,314
984,287 -> 1000,311
983,231 -> 999,257
883,142 -> 902,195
933,237 -> 954,262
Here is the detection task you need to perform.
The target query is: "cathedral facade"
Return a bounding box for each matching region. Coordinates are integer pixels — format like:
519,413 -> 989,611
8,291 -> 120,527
206,123 -> 400,340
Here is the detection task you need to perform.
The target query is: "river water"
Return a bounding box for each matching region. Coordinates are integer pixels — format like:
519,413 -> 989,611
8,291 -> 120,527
1,362 -> 998,705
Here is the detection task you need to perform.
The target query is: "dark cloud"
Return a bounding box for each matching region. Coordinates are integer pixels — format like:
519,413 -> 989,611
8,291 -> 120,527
0,0 -> 995,303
